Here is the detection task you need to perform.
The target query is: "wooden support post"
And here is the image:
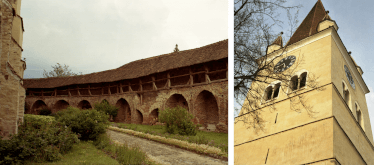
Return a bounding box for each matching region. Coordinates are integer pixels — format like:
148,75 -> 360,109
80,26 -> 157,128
139,79 -> 143,91
54,88 -> 57,97
108,84 -> 111,95
189,68 -> 193,86
204,65 -> 211,84
77,85 -> 81,96
166,72 -> 171,88
128,82 -> 132,91
152,76 -> 157,90
120,82 -> 123,93
226,62 -> 228,79
68,87 -> 71,97
41,89 -> 44,97
88,85 -> 92,96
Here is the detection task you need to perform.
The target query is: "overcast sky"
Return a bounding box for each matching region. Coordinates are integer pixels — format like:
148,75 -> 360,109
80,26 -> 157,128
20,0 -> 228,78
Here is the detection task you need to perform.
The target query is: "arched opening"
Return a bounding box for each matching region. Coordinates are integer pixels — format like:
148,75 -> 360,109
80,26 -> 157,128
299,72 -> 307,88
150,109 -> 159,123
53,100 -> 69,113
135,109 -> 143,124
165,94 -> 189,111
356,103 -> 364,131
31,100 -> 48,115
342,82 -> 350,109
101,99 -> 109,104
77,100 -> 92,110
264,86 -> 273,101
115,98 -> 131,123
291,76 -> 298,91
273,83 -> 281,98
195,90 -> 219,126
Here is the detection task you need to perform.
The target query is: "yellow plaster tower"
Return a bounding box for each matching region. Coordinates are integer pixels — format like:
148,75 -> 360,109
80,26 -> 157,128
235,0 -> 374,164
0,0 -> 26,138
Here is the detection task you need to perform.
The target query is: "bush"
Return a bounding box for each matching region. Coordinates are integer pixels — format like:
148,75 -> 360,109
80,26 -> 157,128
94,100 -> 119,120
0,114 -> 78,164
116,143 -> 148,165
39,108 -> 52,116
55,106 -> 109,140
159,106 -> 197,136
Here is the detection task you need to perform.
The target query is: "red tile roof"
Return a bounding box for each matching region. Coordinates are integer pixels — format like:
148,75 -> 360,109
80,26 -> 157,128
24,39 -> 228,88
285,0 -> 327,47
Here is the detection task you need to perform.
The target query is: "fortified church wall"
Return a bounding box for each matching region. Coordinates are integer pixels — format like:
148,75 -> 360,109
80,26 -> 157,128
0,0 -> 26,137
24,40 -> 228,133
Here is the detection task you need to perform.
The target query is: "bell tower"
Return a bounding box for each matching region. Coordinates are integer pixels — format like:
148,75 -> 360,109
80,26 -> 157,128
0,0 -> 26,138
235,0 -> 374,164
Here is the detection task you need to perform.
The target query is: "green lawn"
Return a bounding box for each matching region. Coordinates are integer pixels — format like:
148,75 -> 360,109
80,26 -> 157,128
112,123 -> 228,153
25,141 -> 120,165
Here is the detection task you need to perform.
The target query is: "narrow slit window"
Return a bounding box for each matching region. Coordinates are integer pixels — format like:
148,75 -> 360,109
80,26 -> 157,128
291,76 -> 298,91
273,84 -> 280,98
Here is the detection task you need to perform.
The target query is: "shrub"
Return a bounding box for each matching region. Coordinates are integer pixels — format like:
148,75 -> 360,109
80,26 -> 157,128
39,108 -> 52,116
159,106 -> 197,136
116,143 -> 148,165
0,114 -> 78,164
94,100 -> 119,120
55,106 -> 109,140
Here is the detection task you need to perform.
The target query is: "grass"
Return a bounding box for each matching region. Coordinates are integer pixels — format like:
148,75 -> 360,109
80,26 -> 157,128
25,141 -> 120,165
111,122 -> 228,154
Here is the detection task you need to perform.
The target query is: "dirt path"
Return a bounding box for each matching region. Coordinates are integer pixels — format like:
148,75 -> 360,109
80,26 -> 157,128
107,130 -> 227,165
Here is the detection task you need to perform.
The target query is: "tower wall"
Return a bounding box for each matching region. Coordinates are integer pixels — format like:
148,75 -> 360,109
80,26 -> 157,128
0,0 -> 25,138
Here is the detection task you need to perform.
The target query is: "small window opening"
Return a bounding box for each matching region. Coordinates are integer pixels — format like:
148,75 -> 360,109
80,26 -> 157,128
299,73 -> 307,88
266,87 -> 273,101
291,76 -> 298,91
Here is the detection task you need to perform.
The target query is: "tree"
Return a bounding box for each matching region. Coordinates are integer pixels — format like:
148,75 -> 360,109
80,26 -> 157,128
234,0 -> 323,130
43,63 -> 81,78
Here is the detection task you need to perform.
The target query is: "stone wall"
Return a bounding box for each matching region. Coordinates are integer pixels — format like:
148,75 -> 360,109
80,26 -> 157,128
0,0 -> 25,138
25,80 -> 228,133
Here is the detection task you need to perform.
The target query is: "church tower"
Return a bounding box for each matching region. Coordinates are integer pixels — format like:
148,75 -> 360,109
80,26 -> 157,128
0,0 -> 26,138
235,0 -> 374,164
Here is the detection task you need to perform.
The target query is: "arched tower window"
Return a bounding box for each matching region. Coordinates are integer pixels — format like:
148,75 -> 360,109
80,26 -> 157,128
291,76 -> 298,91
265,86 -> 273,101
342,81 -> 351,109
355,103 -> 364,131
290,72 -> 308,92
299,72 -> 307,88
263,82 -> 281,102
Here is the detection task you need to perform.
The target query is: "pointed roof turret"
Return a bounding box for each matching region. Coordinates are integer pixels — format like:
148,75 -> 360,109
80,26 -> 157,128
285,0 -> 327,47
272,34 -> 283,47
267,33 -> 283,54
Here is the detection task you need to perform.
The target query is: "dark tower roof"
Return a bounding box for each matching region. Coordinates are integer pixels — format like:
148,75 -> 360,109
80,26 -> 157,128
272,35 -> 283,47
285,0 -> 327,47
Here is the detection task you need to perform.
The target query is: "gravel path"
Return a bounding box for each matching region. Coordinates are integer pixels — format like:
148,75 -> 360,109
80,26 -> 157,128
107,130 -> 227,165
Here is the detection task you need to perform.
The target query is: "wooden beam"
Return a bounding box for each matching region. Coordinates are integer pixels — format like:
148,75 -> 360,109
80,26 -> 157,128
152,76 -> 157,90
166,72 -> 171,88
204,65 -> 211,84
68,87 -> 71,97
120,82 -> 123,93
108,84 -> 111,95
139,79 -> 143,91
128,82 -> 133,91
41,89 -> 44,97
189,68 -> 193,86
88,85 -> 92,96
77,85 -> 81,96
54,88 -> 57,97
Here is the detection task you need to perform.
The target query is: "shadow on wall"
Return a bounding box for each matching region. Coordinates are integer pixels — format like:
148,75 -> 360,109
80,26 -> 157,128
115,98 -> 131,123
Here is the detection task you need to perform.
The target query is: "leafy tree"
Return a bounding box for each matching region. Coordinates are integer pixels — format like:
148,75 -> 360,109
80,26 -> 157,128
94,100 -> 119,121
234,0 -> 323,130
43,63 -> 81,78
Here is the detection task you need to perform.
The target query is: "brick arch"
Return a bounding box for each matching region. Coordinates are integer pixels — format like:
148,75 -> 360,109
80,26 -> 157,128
165,93 -> 189,111
31,100 -> 48,115
115,98 -> 131,123
77,100 -> 92,110
53,100 -> 69,113
134,109 -> 143,124
149,108 -> 159,124
194,90 -> 219,126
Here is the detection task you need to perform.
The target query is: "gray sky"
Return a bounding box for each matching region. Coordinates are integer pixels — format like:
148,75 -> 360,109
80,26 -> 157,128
21,0 -> 228,78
